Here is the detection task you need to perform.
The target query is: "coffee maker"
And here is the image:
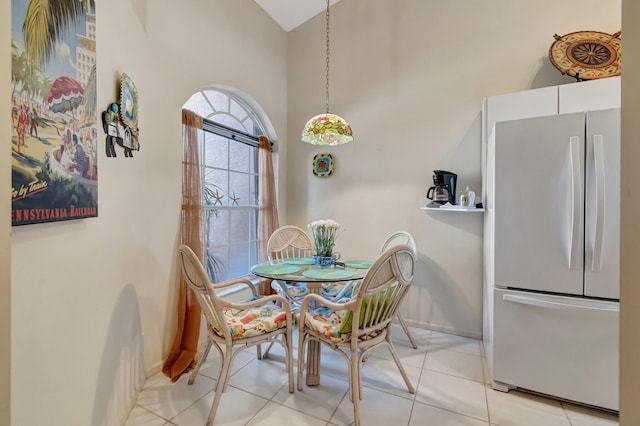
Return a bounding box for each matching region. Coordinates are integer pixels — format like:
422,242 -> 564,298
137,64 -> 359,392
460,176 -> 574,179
426,170 -> 457,205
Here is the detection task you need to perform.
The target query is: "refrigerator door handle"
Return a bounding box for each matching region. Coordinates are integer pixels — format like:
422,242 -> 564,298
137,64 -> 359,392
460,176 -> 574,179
592,135 -> 605,273
503,294 -> 619,312
568,136 -> 582,270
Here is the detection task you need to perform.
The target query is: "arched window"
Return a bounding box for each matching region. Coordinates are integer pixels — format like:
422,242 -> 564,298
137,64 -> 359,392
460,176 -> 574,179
183,88 -> 266,282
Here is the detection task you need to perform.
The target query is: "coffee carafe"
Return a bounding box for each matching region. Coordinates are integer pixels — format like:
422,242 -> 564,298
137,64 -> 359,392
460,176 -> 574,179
426,170 -> 457,205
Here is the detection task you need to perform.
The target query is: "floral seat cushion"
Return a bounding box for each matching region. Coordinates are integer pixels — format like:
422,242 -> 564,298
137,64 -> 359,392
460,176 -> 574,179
272,280 -> 308,298
215,300 -> 288,339
303,306 -> 351,343
321,282 -> 345,296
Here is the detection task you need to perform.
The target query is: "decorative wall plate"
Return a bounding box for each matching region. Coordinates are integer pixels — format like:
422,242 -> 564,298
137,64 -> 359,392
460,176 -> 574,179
312,153 -> 334,177
549,31 -> 621,80
119,73 -> 138,128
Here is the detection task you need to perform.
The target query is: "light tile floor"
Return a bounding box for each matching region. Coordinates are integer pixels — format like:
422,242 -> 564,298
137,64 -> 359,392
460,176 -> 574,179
124,326 -> 619,425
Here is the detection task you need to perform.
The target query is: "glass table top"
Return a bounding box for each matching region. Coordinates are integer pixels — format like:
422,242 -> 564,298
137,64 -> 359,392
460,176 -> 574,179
250,260 -> 371,282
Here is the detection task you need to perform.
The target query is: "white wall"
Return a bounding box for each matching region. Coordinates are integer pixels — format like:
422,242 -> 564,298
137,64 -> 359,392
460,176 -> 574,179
286,0 -> 621,338
6,1 -> 287,424
620,1 -> 640,423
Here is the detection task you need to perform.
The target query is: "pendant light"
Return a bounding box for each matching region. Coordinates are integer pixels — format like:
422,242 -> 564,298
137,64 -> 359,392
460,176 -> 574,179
301,0 -> 353,146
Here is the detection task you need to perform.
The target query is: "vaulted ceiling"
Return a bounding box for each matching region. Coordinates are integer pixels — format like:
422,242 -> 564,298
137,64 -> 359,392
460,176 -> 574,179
254,0 -> 343,32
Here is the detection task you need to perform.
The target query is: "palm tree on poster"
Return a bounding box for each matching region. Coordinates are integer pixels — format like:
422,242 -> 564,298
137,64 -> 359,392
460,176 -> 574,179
22,0 -> 94,67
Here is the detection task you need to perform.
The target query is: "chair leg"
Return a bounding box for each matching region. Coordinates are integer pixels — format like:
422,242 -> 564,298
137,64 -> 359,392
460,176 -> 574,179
385,337 -> 415,394
188,340 -> 212,385
351,351 -> 361,426
208,345 -> 233,425
261,341 -> 275,359
396,312 -> 418,349
285,331 -> 294,393
297,328 -> 306,391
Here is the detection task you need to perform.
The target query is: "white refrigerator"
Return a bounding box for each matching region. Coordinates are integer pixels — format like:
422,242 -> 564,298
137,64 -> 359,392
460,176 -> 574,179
486,108 -> 620,411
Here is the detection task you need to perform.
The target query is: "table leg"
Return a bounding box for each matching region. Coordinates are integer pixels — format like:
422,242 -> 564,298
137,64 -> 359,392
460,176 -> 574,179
306,282 -> 323,386
306,340 -> 321,386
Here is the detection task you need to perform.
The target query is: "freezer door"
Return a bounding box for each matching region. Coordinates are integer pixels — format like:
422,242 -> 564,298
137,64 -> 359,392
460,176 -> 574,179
494,113 -> 585,294
584,109 -> 620,299
493,289 -> 619,411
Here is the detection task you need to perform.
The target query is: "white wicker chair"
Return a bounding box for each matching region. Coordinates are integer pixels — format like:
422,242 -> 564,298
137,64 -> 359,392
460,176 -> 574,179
266,225 -> 314,308
177,244 -> 294,426
297,244 -> 416,426
379,230 -> 419,349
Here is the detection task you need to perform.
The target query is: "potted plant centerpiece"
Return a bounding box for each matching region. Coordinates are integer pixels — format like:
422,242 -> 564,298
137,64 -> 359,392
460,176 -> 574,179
308,219 -> 341,268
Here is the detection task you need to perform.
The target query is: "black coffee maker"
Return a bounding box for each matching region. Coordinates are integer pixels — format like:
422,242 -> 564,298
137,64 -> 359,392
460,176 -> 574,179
426,170 -> 457,205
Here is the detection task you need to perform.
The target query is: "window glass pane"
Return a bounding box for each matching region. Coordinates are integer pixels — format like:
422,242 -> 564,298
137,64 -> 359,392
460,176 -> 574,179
206,245 -> 228,282
229,142 -> 250,172
230,99 -> 248,123
184,92 -> 214,117
207,209 -> 229,245
204,90 -> 229,114
204,168 -> 228,205
229,210 -> 250,243
214,114 -> 245,132
229,243 -> 250,279
204,133 -> 227,169
229,172 -> 249,206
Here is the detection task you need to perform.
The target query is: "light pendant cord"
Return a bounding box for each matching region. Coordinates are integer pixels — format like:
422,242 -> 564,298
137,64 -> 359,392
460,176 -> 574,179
325,0 -> 331,114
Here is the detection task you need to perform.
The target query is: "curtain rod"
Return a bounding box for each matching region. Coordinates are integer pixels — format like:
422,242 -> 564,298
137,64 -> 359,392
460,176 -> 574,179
202,118 -> 272,147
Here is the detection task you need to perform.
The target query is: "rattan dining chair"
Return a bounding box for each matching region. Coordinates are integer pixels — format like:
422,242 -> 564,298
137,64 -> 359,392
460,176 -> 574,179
266,225 -> 314,308
297,244 -> 416,426
177,244 -> 294,426
379,230 -> 419,349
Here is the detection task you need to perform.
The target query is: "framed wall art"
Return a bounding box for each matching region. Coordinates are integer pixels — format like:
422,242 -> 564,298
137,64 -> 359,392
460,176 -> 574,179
312,153 -> 334,177
11,0 -> 98,225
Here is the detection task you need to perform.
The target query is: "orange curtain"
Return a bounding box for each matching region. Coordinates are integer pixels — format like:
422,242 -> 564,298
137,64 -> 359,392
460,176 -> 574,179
162,109 -> 205,381
257,135 -> 279,295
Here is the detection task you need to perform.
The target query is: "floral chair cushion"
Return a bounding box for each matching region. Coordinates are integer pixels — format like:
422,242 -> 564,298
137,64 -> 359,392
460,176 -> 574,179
321,282 -> 346,296
303,306 -> 351,343
272,281 -> 308,298
215,300 -> 288,340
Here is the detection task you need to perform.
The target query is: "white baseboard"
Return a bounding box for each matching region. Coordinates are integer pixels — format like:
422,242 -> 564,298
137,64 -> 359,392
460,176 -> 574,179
402,319 -> 482,340
145,361 -> 164,378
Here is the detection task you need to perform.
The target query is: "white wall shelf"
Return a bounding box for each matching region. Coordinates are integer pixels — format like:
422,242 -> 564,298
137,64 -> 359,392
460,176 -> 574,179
421,206 -> 485,212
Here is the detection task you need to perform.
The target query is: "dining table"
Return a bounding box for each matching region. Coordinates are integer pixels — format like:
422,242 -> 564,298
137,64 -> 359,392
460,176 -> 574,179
250,257 -> 373,386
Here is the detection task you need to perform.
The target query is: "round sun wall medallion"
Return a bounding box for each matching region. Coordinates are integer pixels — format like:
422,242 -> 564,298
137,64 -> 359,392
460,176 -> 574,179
548,30 -> 621,80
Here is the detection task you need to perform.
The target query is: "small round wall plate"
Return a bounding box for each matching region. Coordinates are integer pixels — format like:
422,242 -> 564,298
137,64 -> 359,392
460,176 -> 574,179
548,30 -> 621,80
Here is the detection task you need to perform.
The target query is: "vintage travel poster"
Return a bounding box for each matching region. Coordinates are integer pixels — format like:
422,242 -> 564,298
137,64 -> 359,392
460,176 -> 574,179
11,0 -> 97,225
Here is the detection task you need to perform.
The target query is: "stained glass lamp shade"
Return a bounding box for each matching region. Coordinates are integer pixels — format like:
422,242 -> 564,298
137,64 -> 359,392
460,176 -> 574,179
302,113 -> 353,146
